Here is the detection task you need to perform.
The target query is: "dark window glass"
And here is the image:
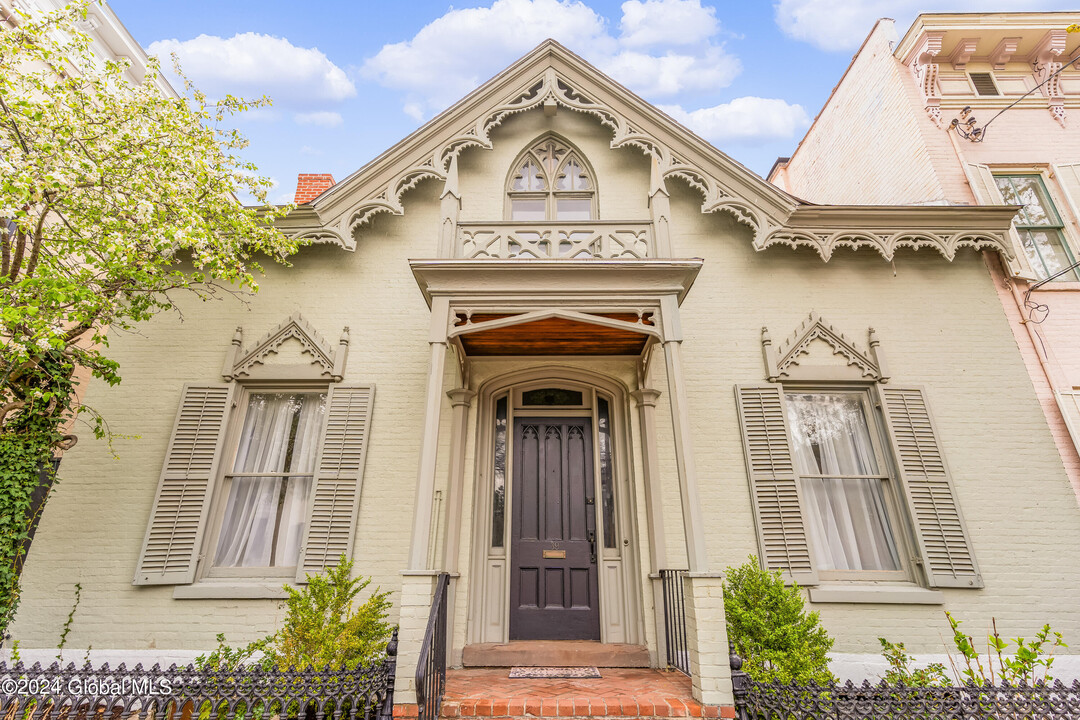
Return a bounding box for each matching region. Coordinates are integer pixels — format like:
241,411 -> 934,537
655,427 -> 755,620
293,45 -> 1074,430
598,398 -> 616,548
492,396 -> 507,547
522,388 -> 583,406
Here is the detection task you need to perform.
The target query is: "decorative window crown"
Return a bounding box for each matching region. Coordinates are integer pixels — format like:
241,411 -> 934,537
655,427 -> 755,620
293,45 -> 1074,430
221,313 -> 350,382
761,313 -> 889,383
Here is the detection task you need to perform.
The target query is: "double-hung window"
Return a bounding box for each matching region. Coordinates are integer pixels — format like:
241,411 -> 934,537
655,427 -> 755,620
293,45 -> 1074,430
736,384 -> 982,592
134,383 -> 374,590
786,391 -> 906,580
210,391 -> 326,575
994,174 -> 1079,282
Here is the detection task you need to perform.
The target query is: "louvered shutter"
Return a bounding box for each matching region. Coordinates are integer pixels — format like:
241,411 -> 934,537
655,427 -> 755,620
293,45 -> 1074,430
296,384 -> 375,580
734,385 -> 817,585
1052,163 -> 1080,230
878,387 -> 982,588
1055,390 -> 1080,464
134,384 -> 235,585
966,163 -> 1035,278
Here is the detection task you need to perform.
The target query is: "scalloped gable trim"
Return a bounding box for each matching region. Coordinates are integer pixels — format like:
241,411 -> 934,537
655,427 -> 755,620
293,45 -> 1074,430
278,40 -> 1020,273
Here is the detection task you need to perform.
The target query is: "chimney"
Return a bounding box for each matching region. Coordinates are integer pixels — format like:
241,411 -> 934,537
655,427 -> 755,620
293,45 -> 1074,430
294,173 -> 335,204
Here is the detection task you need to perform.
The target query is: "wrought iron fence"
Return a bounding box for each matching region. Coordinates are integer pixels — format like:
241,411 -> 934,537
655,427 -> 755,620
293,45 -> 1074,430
0,631 -> 397,720
415,572 -> 449,720
730,652 -> 1080,720
660,568 -> 689,676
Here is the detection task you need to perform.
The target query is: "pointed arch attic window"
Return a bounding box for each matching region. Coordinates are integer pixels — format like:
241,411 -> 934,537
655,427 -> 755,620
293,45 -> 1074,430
507,136 -> 595,221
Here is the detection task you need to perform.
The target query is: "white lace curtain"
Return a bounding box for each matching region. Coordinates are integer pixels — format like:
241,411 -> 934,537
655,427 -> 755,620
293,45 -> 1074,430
786,393 -> 901,572
214,392 -> 326,568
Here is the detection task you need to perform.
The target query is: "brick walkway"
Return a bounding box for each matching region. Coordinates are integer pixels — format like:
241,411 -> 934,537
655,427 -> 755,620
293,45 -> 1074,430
431,667 -> 734,718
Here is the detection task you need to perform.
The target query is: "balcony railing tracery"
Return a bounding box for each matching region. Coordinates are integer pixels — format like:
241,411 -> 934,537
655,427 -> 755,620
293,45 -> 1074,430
456,221 -> 653,260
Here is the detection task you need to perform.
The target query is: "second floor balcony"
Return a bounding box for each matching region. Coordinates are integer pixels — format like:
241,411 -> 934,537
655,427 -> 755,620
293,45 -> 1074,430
456,221 -> 654,260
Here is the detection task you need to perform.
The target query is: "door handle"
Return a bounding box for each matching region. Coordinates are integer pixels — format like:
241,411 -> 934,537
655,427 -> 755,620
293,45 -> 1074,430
588,531 -> 596,564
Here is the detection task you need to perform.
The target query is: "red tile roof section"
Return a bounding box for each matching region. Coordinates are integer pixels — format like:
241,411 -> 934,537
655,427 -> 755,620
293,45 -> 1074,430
294,173 -> 336,204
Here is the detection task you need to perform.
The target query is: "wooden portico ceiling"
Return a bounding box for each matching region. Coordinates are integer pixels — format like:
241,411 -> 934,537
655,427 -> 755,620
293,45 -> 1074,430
456,312 -> 654,356
410,259 -> 702,357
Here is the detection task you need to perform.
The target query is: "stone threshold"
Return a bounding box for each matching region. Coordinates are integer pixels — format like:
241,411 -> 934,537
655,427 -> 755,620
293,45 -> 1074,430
462,641 -> 650,668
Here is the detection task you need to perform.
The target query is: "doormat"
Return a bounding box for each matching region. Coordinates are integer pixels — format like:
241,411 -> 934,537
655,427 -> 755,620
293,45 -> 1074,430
509,666 -> 602,679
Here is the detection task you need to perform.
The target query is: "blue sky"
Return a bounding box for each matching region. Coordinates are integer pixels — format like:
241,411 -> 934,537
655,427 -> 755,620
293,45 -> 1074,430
107,0 -> 1076,203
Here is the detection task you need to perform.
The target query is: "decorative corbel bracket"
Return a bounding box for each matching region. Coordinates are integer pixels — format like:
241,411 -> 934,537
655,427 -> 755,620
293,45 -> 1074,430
762,313 -> 886,383
990,37 -> 1021,70
909,32 -> 945,128
223,313 -> 350,382
949,39 -> 979,70
1031,29 -> 1067,127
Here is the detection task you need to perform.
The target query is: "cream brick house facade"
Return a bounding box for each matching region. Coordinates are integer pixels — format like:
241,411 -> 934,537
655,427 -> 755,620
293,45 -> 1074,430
11,40 -> 1080,707
770,12 -> 1080,506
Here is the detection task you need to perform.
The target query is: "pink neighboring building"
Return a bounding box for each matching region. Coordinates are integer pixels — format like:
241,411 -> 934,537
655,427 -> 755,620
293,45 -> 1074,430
770,13 -> 1080,502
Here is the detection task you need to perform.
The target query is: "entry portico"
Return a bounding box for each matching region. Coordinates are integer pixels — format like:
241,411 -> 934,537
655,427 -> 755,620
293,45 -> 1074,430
398,258 -> 718,698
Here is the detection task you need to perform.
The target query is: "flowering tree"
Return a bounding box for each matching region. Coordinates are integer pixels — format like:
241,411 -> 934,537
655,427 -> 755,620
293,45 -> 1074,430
0,1 -> 299,633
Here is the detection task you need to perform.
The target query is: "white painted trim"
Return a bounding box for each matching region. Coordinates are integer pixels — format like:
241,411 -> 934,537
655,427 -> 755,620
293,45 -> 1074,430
808,584 -> 945,604
466,365 -> 645,647
172,581 -> 291,600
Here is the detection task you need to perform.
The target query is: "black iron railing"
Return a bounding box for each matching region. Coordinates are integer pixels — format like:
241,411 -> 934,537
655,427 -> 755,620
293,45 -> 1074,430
415,572 -> 449,720
730,651 -> 1080,720
0,638 -> 398,720
660,568 -> 689,676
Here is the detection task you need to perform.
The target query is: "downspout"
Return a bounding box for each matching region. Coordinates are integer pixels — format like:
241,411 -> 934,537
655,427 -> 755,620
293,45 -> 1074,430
949,131 -> 1060,387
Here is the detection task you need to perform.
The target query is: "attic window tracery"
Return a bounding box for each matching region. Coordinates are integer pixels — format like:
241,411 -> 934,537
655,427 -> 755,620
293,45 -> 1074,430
507,136 -> 595,221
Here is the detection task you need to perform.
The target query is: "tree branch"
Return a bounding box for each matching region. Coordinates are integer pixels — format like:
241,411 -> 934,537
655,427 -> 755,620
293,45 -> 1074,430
23,201 -> 49,278
0,94 -> 30,156
7,223 -> 26,282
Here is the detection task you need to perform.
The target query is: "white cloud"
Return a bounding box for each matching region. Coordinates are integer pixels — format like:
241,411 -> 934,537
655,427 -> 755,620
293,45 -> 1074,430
775,0 -> 1079,52
602,48 -> 740,96
619,0 -> 718,47
294,111 -> 344,127
362,0 -> 611,114
363,0 -> 740,118
148,33 -> 355,105
660,97 -> 811,145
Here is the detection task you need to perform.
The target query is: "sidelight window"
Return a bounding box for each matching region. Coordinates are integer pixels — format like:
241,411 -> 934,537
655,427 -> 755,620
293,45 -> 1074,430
492,396 -> 508,548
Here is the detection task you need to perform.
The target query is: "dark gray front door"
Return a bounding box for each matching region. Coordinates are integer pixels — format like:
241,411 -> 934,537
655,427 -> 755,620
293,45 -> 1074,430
509,417 -> 600,640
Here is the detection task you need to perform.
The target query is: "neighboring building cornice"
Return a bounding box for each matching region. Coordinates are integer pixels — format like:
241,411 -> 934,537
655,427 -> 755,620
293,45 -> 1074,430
896,12 -> 1080,60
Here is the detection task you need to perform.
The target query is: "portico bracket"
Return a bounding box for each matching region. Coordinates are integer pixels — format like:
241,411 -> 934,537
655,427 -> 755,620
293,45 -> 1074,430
448,308 -> 662,340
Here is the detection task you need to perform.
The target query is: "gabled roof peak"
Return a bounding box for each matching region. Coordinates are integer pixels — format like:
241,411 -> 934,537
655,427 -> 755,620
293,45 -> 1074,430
300,38 -> 798,249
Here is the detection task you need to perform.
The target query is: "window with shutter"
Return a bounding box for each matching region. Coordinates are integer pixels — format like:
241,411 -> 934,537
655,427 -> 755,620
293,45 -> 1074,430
136,383 -> 375,590
993,174 -> 1078,282
736,383 -> 982,591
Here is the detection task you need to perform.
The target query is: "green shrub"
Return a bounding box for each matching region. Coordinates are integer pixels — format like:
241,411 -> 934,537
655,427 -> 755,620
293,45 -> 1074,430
878,612 -> 1068,686
723,556 -> 835,684
266,555 -> 393,671
879,637 -> 949,686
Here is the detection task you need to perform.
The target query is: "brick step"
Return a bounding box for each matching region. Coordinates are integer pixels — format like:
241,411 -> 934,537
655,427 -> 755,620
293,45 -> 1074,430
439,698 -> 731,718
